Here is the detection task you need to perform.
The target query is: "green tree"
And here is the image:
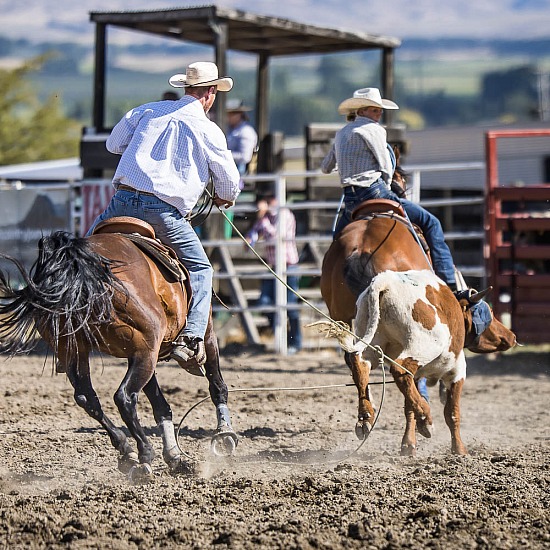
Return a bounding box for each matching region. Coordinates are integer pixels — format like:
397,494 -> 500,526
0,55 -> 80,165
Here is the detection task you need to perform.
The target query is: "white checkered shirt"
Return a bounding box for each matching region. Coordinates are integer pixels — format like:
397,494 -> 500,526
321,116 -> 393,187
107,96 -> 241,216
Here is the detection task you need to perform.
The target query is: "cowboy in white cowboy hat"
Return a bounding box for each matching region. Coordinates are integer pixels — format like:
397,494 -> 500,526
338,87 -> 399,115
88,61 -> 241,372
169,61 -> 233,92
321,86 -> 459,293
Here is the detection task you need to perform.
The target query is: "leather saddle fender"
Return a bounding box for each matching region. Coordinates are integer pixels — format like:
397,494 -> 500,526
92,216 -> 192,304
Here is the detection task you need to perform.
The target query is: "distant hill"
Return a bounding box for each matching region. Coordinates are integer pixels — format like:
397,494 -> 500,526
1,34 -> 548,132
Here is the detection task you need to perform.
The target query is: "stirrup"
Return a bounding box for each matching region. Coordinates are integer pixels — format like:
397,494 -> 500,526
170,336 -> 206,375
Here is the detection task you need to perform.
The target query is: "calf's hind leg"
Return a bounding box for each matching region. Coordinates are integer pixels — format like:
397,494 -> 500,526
391,359 -> 434,455
345,352 -> 375,439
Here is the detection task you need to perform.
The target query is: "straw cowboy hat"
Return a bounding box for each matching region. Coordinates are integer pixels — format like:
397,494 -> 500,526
169,61 -> 233,92
226,99 -> 253,112
338,87 -> 399,115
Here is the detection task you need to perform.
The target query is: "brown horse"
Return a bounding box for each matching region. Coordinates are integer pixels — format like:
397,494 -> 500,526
320,202 -> 433,438
0,219 -> 237,481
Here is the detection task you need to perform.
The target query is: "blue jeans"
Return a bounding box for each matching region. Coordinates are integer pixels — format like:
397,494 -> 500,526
86,189 -> 213,339
258,273 -> 302,350
334,180 -> 456,287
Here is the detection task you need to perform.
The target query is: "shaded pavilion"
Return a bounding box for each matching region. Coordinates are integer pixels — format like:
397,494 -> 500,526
86,5 -> 401,171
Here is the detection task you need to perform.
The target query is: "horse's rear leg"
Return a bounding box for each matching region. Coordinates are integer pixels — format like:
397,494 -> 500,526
443,379 -> 467,455
65,349 -> 138,473
143,374 -> 193,475
345,351 -> 375,439
203,318 -> 238,456
113,354 -> 158,482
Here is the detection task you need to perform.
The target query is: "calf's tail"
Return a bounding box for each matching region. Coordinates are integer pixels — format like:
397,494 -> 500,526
353,277 -> 385,354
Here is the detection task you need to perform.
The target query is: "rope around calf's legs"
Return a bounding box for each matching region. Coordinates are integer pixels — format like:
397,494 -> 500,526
176,354 -> 389,467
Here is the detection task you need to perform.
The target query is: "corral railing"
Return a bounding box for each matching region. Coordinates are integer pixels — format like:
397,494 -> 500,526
0,161 -> 487,354
485,129 -> 550,344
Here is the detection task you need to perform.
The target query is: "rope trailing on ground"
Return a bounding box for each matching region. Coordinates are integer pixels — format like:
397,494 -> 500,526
176,349 -> 389,466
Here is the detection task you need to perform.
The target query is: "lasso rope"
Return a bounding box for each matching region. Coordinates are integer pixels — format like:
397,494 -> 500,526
208,191 -> 414,378
176,350 -> 389,466
173,194 -> 417,466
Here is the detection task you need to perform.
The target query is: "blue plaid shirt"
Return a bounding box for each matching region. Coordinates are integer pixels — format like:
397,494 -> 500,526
107,96 -> 241,216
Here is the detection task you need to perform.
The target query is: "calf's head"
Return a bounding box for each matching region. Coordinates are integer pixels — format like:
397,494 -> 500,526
459,289 -> 517,353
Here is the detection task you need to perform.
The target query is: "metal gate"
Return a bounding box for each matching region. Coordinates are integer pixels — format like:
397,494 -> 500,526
485,129 -> 550,344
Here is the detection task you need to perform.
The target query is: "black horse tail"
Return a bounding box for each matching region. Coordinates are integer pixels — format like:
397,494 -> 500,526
0,231 -> 124,358
343,252 -> 373,297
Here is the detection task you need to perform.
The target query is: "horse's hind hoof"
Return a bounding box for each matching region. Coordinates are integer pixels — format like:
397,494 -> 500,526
211,431 -> 238,457
128,463 -> 154,484
118,451 -> 139,474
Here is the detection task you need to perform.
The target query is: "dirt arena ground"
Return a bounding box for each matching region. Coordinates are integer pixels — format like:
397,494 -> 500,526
0,343 -> 548,549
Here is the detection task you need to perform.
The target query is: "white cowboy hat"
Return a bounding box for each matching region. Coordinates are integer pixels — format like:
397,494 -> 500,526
338,87 -> 399,115
169,61 -> 233,92
226,98 -> 253,112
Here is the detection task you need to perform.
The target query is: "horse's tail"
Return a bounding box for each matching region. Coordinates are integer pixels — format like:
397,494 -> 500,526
343,252 -> 372,296
0,231 -> 123,358
353,277 -> 385,355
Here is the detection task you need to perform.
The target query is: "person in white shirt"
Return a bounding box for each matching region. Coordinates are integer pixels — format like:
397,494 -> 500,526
87,62 -> 242,371
226,99 -> 258,176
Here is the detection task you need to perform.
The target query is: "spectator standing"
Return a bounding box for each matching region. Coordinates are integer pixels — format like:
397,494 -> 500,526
246,196 -> 302,353
226,99 -> 258,176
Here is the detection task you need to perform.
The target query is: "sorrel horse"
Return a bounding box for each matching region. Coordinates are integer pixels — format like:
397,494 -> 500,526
0,219 -> 237,481
320,198 -> 433,439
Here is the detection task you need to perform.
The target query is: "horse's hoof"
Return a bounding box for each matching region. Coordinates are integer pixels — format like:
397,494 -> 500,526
354,420 -> 372,440
167,456 -> 195,476
211,430 -> 238,457
128,463 -> 154,484
118,451 -> 139,474
400,444 -> 417,457
416,417 -> 434,439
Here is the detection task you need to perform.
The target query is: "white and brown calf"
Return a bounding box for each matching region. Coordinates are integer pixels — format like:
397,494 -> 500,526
329,269 -> 517,456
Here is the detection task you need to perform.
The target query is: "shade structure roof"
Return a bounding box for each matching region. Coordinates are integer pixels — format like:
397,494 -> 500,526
90,5 -> 401,57
85,5 -> 400,175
